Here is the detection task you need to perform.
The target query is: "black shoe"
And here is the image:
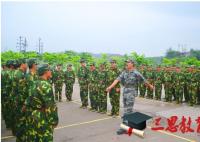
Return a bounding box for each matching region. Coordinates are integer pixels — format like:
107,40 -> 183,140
116,128 -> 126,135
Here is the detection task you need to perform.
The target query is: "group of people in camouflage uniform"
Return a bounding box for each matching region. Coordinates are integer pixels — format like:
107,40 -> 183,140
1,59 -> 59,142
77,59 -> 122,116
2,57 -> 200,140
51,64 -> 75,102
138,65 -> 200,106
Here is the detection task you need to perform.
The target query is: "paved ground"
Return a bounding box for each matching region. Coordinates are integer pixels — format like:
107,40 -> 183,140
1,80 -> 200,142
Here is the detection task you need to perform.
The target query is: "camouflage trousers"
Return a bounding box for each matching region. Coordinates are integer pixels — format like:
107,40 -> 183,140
184,84 -> 189,102
1,95 -> 12,129
109,88 -> 120,115
155,83 -> 162,100
89,89 -> 98,111
98,90 -> 107,112
139,84 -> 146,97
188,84 -> 197,106
123,88 -> 136,116
80,85 -> 88,107
28,110 -> 54,142
54,83 -> 63,101
65,83 -> 73,101
175,86 -> 184,104
197,85 -> 200,104
15,107 -> 27,142
164,83 -> 173,102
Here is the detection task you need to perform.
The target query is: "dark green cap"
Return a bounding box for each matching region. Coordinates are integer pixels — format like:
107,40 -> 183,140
28,58 -> 37,67
67,64 -> 72,67
110,59 -> 116,63
89,62 -> 95,66
100,62 -> 107,66
38,64 -> 50,76
80,58 -> 86,63
6,60 -> 14,67
18,58 -> 26,65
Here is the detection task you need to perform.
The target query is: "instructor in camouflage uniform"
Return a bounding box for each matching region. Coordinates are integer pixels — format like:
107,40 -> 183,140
106,59 -> 153,134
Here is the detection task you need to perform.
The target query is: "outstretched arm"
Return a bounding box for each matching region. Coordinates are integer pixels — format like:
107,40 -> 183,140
106,79 -> 120,92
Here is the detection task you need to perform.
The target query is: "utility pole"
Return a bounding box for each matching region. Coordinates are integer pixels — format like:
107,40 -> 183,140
16,36 -> 27,53
38,37 -> 43,54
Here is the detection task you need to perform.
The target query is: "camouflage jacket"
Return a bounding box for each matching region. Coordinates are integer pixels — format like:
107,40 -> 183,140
77,66 -> 89,86
146,70 -> 156,84
155,71 -> 164,84
117,69 -> 146,88
25,71 -> 38,98
52,70 -> 64,85
64,70 -> 75,85
88,69 -> 98,91
29,78 -> 59,126
107,67 -> 120,88
163,71 -> 173,85
12,69 -> 27,106
98,69 -> 108,90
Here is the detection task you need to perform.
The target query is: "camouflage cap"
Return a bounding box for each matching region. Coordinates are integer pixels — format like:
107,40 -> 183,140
80,58 -> 86,63
100,62 -> 107,66
67,64 -> 72,67
6,60 -> 15,67
57,64 -> 62,66
38,64 -> 50,76
18,58 -> 27,65
110,59 -> 116,63
28,58 -> 37,66
89,62 -> 95,66
125,58 -> 136,64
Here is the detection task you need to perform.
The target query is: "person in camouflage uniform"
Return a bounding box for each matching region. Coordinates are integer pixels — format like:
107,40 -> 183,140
174,67 -> 185,104
24,59 -> 38,141
11,59 -> 28,141
163,66 -> 173,102
171,66 -> 177,101
106,59 -> 154,134
53,64 -> 64,102
77,59 -> 89,108
154,66 -> 163,100
138,65 -> 147,98
183,66 -> 190,102
26,64 -> 59,142
196,67 -> 200,105
1,63 -> 7,122
146,66 -> 155,99
187,66 -> 198,106
107,59 -> 121,116
88,62 -> 99,111
1,60 -> 15,130
64,64 -> 75,101
98,62 -> 108,113
48,64 -> 54,86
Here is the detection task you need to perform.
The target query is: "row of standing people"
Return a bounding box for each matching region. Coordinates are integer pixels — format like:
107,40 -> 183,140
138,65 -> 200,106
49,59 -> 200,118
1,59 -> 58,142
47,59 -> 121,116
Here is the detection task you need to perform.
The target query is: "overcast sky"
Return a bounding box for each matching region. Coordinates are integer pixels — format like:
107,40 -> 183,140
2,1 -> 200,57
